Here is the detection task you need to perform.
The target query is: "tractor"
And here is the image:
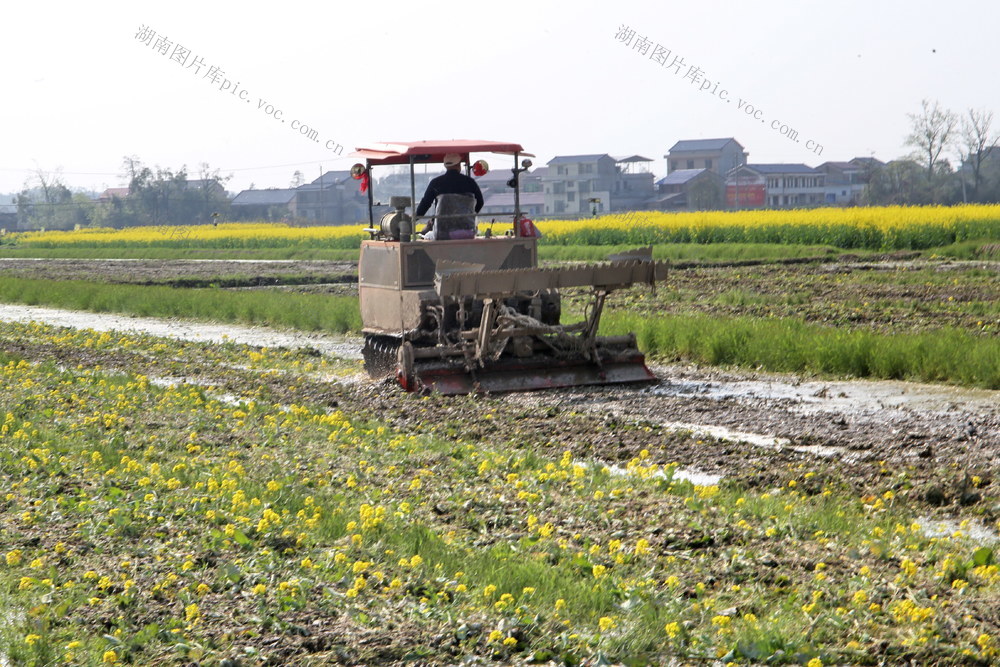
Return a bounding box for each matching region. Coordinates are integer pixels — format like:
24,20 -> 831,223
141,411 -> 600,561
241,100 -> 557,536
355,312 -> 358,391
351,139 -> 667,394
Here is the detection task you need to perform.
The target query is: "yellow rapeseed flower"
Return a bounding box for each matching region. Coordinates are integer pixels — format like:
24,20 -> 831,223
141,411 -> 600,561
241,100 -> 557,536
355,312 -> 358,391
635,538 -> 651,556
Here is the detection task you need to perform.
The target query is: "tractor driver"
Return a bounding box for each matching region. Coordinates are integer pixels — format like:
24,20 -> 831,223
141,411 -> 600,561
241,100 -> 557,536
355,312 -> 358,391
416,153 -> 484,240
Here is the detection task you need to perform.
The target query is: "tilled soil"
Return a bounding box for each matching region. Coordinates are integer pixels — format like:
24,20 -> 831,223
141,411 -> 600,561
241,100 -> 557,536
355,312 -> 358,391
2,256 -> 998,664
1,255 -> 998,518
2,302 -> 998,521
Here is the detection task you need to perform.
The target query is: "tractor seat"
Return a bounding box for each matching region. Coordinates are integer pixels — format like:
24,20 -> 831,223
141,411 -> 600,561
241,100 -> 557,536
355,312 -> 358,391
433,193 -> 477,240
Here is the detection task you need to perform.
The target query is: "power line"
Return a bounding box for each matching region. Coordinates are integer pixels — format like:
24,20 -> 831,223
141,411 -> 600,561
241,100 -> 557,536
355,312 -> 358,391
0,155 -> 355,179
223,157 -> 353,172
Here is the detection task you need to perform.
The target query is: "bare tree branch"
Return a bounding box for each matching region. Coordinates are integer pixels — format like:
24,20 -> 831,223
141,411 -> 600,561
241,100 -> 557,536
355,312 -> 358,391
958,108 -> 998,200
905,99 -> 958,179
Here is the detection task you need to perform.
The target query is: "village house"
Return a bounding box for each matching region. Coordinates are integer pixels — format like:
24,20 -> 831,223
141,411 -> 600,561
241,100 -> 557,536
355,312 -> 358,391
727,164 -> 825,208
666,138 -> 748,175
230,188 -> 298,221
294,171 -> 368,223
815,158 -> 884,205
542,154 -> 654,216
98,187 -> 130,203
652,168 -> 724,210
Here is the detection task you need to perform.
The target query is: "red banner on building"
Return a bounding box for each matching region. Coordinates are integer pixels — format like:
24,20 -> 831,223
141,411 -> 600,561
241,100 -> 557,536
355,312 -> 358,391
726,185 -> 765,208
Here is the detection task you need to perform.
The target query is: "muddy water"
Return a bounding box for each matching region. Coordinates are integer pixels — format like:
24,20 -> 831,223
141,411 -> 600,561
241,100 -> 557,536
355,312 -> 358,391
605,461 -> 723,486
915,516 -> 1000,545
651,373 -> 1000,417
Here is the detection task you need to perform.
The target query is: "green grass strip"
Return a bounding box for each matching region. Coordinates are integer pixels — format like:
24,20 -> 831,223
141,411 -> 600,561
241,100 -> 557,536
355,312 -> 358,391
0,277 -> 360,333
605,312 -> 1000,389
2,277 -> 997,389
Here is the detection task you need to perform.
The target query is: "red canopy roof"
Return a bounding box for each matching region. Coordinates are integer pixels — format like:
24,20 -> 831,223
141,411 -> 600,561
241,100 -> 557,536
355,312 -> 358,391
351,140 -> 531,166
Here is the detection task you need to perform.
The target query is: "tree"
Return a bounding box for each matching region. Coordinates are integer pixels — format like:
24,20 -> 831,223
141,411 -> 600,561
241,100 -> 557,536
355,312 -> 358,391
14,169 -> 91,230
120,155 -> 143,190
114,157 -> 232,227
864,158 -> 960,206
290,170 -> 305,188
862,159 -> 929,205
957,108 -> 998,202
905,99 -> 957,180
688,177 -> 723,210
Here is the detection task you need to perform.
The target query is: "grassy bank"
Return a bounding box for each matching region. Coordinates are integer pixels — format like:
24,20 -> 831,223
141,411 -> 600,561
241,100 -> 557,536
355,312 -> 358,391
1,276 -> 997,389
605,312 -> 1000,389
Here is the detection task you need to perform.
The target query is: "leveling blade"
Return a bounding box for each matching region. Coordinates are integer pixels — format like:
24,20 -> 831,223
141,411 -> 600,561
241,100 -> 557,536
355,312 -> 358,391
403,350 -> 658,396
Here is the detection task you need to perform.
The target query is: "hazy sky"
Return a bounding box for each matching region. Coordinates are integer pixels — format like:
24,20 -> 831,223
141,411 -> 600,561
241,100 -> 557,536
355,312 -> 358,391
1,0 -> 994,195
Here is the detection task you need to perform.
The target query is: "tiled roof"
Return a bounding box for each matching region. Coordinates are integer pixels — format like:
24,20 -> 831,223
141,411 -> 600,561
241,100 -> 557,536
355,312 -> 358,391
231,189 -> 297,206
745,163 -> 817,174
547,154 -> 612,165
613,155 -> 654,163
656,169 -> 707,185
310,170 -> 353,187
650,192 -> 685,204
669,138 -> 741,153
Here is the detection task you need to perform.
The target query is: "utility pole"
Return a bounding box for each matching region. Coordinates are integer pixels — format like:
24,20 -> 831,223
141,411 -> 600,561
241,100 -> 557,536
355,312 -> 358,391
318,166 -> 324,224
734,168 -> 740,211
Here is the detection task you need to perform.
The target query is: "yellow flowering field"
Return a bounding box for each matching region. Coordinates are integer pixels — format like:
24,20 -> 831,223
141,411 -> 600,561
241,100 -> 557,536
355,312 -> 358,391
536,204 -> 1000,249
7,204 -> 1000,253
10,223 -> 367,250
0,319 -> 998,664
